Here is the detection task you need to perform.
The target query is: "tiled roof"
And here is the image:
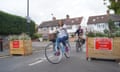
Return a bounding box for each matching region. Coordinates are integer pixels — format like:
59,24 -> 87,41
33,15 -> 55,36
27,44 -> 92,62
39,17 -> 83,28
110,14 -> 120,21
87,15 -> 108,24
87,14 -> 120,25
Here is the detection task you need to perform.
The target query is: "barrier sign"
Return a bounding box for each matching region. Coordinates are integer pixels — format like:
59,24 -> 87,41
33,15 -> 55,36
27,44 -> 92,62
13,40 -> 19,48
95,38 -> 112,50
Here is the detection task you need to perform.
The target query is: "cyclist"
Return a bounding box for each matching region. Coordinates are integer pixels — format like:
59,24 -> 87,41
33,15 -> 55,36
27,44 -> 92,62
75,25 -> 85,45
56,20 -> 69,53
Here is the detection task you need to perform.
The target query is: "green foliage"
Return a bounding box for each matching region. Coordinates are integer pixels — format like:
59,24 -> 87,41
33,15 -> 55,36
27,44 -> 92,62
9,33 -> 31,41
115,32 -> 120,37
104,29 -> 109,34
87,32 -> 116,37
95,33 -> 107,37
107,19 -> 120,37
86,32 -> 96,37
32,33 -> 42,39
71,34 -> 74,38
108,0 -> 120,15
108,19 -> 116,33
0,11 -> 36,36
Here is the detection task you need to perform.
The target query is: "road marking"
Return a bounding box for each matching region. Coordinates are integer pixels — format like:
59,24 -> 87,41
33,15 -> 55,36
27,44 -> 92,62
28,55 -> 53,66
0,55 -> 10,58
29,59 -> 44,66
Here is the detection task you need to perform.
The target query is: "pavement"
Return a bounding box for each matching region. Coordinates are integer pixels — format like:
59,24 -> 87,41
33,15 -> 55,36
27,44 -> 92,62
0,48 -> 10,58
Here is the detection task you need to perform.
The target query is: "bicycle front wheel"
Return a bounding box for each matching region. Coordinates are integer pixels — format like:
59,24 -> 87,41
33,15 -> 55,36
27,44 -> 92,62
45,42 -> 62,64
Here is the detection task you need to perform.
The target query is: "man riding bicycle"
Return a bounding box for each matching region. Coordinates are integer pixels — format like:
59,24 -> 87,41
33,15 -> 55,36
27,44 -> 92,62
75,25 -> 83,39
74,25 -> 85,52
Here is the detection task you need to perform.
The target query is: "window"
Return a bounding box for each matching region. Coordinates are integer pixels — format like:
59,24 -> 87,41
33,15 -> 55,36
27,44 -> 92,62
101,24 -> 104,29
43,27 -> 47,31
115,21 -> 120,27
93,19 -> 96,22
67,25 -> 72,29
72,20 -> 74,23
51,27 -> 53,30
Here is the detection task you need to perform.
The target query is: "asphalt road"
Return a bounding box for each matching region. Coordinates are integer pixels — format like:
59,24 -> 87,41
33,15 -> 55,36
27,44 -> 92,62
0,42 -> 120,72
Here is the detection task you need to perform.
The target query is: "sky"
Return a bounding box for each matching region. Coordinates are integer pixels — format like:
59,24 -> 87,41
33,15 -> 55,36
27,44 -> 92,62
0,0 -> 110,25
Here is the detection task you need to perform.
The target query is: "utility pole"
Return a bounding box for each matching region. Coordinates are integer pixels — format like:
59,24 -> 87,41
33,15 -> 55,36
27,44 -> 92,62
26,0 -> 31,35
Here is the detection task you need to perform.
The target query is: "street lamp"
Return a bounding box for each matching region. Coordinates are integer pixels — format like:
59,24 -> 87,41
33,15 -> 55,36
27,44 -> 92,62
26,0 -> 31,35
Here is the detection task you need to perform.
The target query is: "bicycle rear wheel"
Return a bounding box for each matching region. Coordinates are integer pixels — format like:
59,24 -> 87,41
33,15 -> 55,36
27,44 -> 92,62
45,42 -> 62,64
64,41 -> 71,58
76,41 -> 80,52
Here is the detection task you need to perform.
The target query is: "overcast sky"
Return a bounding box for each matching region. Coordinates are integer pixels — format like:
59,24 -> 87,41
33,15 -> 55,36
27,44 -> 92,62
0,0 -> 110,25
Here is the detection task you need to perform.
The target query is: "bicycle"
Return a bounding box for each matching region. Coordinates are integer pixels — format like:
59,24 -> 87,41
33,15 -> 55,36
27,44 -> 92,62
45,35 -> 71,64
75,37 -> 85,52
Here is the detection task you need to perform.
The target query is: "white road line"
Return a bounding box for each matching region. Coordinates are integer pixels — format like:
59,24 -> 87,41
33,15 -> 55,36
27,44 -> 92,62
0,56 -> 10,58
29,59 -> 44,66
28,55 -> 54,66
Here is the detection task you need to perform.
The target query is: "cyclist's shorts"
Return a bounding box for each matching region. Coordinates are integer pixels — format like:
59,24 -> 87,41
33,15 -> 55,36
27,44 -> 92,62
57,36 -> 68,43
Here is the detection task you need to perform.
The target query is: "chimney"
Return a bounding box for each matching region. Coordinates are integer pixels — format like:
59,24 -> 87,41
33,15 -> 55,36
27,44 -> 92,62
52,16 -> 56,21
66,14 -> 70,19
51,13 -> 56,21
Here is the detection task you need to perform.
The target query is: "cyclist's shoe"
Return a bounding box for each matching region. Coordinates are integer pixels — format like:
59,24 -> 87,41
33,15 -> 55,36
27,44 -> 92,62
65,47 -> 69,52
54,51 -> 60,56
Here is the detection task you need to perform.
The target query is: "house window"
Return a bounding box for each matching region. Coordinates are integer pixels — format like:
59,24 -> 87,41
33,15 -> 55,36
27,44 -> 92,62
101,16 -> 104,19
72,20 -> 74,23
97,24 -> 100,28
51,27 -> 53,30
93,19 -> 96,22
67,25 -> 72,29
115,21 -> 120,27
102,24 -> 104,29
43,27 -> 47,31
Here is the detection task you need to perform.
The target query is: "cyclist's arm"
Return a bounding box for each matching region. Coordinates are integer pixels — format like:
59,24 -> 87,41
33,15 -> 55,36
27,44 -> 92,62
81,29 -> 84,35
74,29 -> 78,36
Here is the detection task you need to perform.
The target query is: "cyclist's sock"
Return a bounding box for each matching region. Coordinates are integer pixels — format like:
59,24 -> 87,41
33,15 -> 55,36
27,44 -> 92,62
65,47 -> 69,52
55,51 -> 60,56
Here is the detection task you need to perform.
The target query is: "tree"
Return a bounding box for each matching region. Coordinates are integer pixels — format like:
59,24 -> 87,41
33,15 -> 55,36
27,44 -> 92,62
108,19 -> 116,33
108,0 -> 120,15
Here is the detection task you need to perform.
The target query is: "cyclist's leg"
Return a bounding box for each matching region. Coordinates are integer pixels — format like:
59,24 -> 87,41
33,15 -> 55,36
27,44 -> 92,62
79,35 -> 84,51
61,36 -> 69,52
64,36 -> 71,58
56,37 -> 65,53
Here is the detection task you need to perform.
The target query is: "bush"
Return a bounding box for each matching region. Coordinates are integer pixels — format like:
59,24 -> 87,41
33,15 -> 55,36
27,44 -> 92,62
115,31 -> 120,37
86,32 -> 96,37
0,11 -> 36,36
9,33 -> 31,41
95,33 -> 106,37
32,33 -> 42,39
87,32 -> 110,37
104,29 -> 109,34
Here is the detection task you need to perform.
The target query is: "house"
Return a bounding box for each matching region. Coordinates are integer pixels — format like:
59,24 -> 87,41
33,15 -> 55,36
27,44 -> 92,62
87,14 -> 120,33
38,15 -> 83,40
